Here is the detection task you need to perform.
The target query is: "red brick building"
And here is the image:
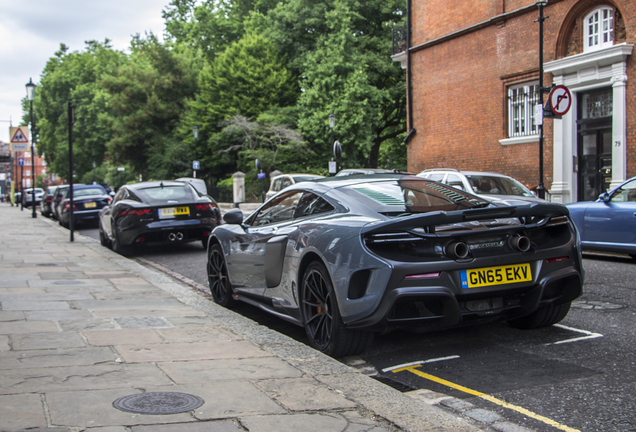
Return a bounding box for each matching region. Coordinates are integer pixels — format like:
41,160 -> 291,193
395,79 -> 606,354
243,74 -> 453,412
394,0 -> 634,203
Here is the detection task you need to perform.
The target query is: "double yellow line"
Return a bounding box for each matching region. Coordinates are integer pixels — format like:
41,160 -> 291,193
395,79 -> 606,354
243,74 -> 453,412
390,364 -> 580,432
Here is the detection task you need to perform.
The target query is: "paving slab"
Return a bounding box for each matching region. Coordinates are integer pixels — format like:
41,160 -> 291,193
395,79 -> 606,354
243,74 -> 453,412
0,393 -> 48,430
131,420 -> 243,432
0,319 -> 59,334
0,346 -> 117,370
254,377 -> 358,411
11,331 -> 87,350
114,340 -> 271,363
157,357 -> 304,383
239,411 -> 394,432
0,363 -> 173,394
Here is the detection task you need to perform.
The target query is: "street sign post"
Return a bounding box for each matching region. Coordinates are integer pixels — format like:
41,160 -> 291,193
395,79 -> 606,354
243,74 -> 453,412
549,85 -> 572,116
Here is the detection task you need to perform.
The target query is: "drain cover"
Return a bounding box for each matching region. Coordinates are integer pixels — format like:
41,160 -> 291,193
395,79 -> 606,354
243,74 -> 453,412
113,392 -> 204,415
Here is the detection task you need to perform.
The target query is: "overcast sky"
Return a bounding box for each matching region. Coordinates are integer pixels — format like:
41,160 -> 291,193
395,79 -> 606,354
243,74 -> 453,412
0,0 -> 169,143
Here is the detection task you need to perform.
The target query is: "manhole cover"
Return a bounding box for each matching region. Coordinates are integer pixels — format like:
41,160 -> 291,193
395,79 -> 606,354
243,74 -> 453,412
572,300 -> 626,310
113,392 -> 204,415
51,280 -> 85,285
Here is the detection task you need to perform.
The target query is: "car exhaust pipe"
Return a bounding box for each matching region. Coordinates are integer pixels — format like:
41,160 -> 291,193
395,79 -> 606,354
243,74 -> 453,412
510,235 -> 531,252
168,233 -> 177,241
176,232 -> 184,241
445,241 -> 469,259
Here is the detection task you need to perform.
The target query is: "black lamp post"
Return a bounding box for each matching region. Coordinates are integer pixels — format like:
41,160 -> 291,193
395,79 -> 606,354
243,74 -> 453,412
26,78 -> 36,218
536,0 -> 548,199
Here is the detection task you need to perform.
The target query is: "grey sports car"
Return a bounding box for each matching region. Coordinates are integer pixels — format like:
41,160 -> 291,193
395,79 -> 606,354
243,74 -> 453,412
207,175 -> 584,357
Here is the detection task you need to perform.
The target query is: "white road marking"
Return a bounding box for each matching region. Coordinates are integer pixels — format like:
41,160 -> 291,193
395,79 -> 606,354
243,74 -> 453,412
547,324 -> 603,345
381,355 -> 460,373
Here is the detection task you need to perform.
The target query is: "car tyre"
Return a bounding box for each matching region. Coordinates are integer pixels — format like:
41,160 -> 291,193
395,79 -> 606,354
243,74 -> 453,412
111,224 -> 132,256
99,223 -> 111,248
508,301 -> 571,329
207,243 -> 236,307
301,261 -> 374,357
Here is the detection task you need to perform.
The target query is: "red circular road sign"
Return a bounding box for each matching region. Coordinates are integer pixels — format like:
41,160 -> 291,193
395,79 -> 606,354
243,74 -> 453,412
549,85 -> 572,116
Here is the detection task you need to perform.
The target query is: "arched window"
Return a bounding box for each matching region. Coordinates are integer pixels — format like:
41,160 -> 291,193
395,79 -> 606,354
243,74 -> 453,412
584,7 -> 614,52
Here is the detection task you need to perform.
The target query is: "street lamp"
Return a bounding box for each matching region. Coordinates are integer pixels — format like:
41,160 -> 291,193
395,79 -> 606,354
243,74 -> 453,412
193,125 -> 199,178
26,78 -> 36,218
536,0 -> 548,199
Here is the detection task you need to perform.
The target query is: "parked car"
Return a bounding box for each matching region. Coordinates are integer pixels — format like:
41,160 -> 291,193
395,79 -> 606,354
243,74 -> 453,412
176,177 -> 207,196
51,185 -> 76,221
335,168 -> 412,176
23,188 -> 45,207
266,173 -> 325,200
40,186 -> 60,217
417,169 -> 541,205
58,184 -> 111,228
566,176 -> 636,258
99,180 -> 222,256
207,174 -> 583,357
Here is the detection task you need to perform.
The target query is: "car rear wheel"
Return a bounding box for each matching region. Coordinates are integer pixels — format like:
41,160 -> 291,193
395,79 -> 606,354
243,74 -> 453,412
508,301 -> 571,329
300,261 -> 374,357
111,224 -> 132,256
207,244 -> 235,308
99,223 -> 111,248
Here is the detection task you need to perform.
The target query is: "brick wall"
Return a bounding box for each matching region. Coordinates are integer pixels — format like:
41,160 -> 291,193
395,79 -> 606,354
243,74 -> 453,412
407,0 -> 636,191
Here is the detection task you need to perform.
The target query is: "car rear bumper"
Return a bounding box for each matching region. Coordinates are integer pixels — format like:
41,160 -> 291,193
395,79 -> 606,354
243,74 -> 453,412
118,218 -> 216,246
345,265 -> 582,333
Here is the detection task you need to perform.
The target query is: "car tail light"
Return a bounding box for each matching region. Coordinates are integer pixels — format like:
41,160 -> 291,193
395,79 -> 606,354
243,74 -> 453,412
196,203 -> 216,211
405,272 -> 441,280
64,202 -> 77,211
547,256 -> 568,264
119,208 -> 151,217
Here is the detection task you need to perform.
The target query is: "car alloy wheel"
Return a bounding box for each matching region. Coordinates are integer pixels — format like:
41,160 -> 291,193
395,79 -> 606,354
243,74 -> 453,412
207,244 -> 235,308
301,261 -> 373,357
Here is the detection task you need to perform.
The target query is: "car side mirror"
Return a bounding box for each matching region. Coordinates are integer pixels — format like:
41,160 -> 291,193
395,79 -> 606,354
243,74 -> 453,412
598,192 -> 610,203
223,208 -> 244,225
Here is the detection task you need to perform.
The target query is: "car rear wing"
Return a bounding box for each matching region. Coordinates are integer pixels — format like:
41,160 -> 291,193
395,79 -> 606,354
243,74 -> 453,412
361,203 -> 570,237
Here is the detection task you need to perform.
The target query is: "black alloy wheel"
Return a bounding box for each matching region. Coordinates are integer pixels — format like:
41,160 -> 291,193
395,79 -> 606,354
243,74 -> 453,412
98,223 -> 111,248
301,261 -> 373,357
207,244 -> 235,307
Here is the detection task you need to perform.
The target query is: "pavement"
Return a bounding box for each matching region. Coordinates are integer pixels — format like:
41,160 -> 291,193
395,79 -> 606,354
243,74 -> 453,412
0,202 -> 508,432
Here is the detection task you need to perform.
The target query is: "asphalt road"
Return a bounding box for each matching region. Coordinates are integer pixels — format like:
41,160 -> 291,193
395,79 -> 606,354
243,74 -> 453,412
76,224 -> 635,432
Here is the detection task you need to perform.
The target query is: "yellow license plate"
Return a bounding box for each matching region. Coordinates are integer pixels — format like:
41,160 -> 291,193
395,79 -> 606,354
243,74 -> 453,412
460,263 -> 531,289
159,206 -> 190,218
84,202 -> 97,208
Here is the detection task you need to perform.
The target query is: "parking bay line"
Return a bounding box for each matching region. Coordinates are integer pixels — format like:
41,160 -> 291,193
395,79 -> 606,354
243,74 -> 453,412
389,363 -> 580,432
548,324 -> 603,345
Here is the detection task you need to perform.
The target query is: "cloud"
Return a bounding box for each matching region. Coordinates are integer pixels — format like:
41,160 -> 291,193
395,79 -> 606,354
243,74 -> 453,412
0,0 -> 169,142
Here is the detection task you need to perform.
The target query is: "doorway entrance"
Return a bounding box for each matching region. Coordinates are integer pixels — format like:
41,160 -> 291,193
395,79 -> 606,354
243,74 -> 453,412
577,88 -> 613,202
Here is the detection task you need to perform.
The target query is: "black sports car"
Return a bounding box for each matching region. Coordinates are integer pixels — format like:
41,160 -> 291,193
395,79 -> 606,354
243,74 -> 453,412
207,175 -> 584,357
99,180 -> 221,255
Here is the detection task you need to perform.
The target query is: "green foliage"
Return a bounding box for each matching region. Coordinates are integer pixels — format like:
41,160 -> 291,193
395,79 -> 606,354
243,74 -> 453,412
35,41 -> 126,182
103,35 -> 197,179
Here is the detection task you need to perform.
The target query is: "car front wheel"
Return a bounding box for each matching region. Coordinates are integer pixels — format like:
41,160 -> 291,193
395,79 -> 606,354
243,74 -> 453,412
508,301 -> 571,329
207,244 -> 235,308
301,261 -> 374,357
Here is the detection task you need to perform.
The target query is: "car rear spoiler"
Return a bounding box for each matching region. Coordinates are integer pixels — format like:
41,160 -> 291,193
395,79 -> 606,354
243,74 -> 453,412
361,203 -> 570,236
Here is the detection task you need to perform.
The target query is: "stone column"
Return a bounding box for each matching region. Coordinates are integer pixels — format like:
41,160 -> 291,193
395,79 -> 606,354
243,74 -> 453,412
611,62 -> 628,190
232,171 -> 245,208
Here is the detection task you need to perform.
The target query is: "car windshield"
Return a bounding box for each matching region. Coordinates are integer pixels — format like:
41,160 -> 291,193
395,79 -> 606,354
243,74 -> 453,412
137,185 -> 194,203
465,175 -> 534,197
74,188 -> 105,197
340,179 -> 489,214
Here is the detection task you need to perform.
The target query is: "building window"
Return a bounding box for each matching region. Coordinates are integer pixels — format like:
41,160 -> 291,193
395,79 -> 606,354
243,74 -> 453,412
507,82 -> 539,138
584,7 -> 613,52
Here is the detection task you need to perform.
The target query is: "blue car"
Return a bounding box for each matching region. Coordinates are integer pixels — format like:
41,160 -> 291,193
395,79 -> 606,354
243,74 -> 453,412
58,184 -> 111,228
566,177 -> 636,259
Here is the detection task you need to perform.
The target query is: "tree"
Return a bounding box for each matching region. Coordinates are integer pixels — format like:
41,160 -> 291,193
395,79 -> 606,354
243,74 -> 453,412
181,33 -> 297,180
103,35 -> 197,179
35,41 -> 126,182
249,0 -> 407,170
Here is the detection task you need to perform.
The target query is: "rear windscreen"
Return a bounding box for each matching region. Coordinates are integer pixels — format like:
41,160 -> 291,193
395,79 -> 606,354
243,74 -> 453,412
340,179 -> 489,214
137,185 -> 195,203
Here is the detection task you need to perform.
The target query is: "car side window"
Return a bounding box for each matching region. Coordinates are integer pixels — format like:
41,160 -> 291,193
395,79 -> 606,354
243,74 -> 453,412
446,174 -> 465,191
281,177 -> 292,189
611,179 -> 636,202
273,178 -> 282,192
428,173 -> 445,182
250,191 -> 304,226
113,188 -> 127,203
294,192 -> 334,218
